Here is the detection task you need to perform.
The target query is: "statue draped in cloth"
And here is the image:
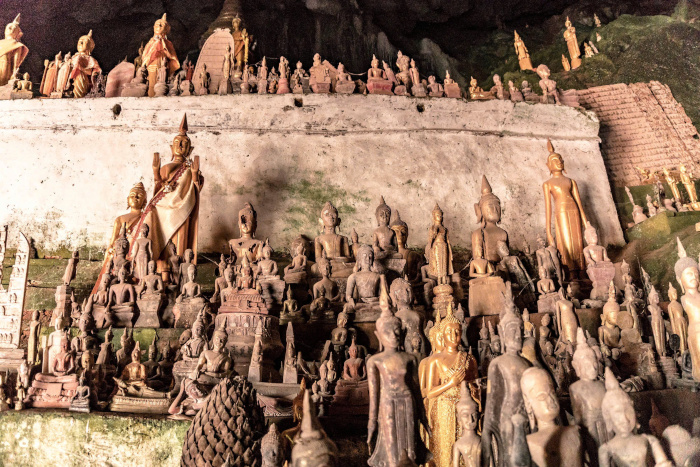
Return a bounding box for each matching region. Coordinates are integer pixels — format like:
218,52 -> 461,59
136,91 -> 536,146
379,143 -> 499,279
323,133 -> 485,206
0,14 -> 28,87
141,14 -> 180,97
135,114 -> 203,281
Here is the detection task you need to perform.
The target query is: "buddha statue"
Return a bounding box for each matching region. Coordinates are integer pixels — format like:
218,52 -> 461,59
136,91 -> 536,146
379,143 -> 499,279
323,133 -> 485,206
667,283 -> 688,353
262,423 -> 285,467
96,326 -> 115,368
310,253 -> 341,321
230,15 -> 250,79
648,286 -> 666,357
543,140 -> 588,275
27,310 -> 41,366
513,30 -> 533,71
570,328 -> 609,465
390,211 -> 424,284
536,235 -> 562,287
180,315 -> 207,360
663,167 -> 682,201
113,342 -> 168,400
537,266 -> 556,295
291,391 -> 338,467
236,256 -> 258,291
497,240 -> 535,294
314,201 -> 356,278
329,311 -> 350,359
422,303 -> 479,467
284,242 -> 308,280
229,202 -> 263,265
392,277 -> 425,353
427,75 -> 444,97
366,54 -> 393,95
519,367 -> 583,467
131,223 -> 153,282
482,297 -> 532,467
145,115 -> 203,281
137,260 -> 165,327
367,292 -> 431,467
372,196 -> 400,260
256,240 -> 279,279
69,30 -> 101,98
472,175 -> 509,263
282,324 -> 298,384
598,368 -> 673,467
491,74 -> 509,100
143,337 -> 161,379
676,238 -> 700,382
426,203 -> 454,286
107,265 -> 136,327
563,17 -> 582,69
508,81 -> 524,102
141,14 -> 179,97
342,337 -> 366,381
469,76 -> 494,100
281,285 -> 302,324
346,245 -> 387,321
0,14 -> 27,87
679,164 -> 700,210
115,328 -> 135,372
451,381 -> 481,467
41,51 -> 62,96
555,287 -> 579,345
537,65 -> 561,105
176,249 -> 195,288
291,61 -> 308,93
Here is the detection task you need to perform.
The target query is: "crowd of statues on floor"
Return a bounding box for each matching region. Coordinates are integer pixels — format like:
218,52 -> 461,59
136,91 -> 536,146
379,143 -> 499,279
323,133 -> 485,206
0,11 -> 603,105
2,9 -> 700,467
0,110 -> 698,467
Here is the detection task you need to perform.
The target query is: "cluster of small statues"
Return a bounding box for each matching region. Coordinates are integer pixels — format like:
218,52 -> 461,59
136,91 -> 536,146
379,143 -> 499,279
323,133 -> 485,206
628,165 -> 700,226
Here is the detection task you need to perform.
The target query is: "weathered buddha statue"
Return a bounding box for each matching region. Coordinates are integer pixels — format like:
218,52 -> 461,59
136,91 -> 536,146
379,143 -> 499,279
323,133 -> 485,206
426,203 -> 454,286
137,260 -> 165,327
310,253 -> 341,321
513,30 -> 533,71
543,140 -> 588,275
69,30 -> 101,98
141,14 -> 179,97
555,287 -> 579,345
519,367 -> 583,467
256,240 -> 279,279
366,54 -> 393,95
314,201 -> 356,278
570,328 -> 609,465
648,286 -> 666,357
498,240 -> 535,294
281,285 -> 302,324
41,51 -> 62,96
177,264 -> 202,302
284,243 -> 307,280
392,277 -> 425,353
113,342 -> 169,400
563,17 -> 582,69
537,65 -> 561,105
329,311 -> 350,359
262,424 -> 285,467
131,223 -> 153,282
367,291 -> 431,467
536,266 -> 558,314
452,381 -> 481,467
372,196 -> 400,260
472,176 -> 509,263
346,245 -> 387,321
291,390 -> 338,467
390,211 -> 424,284
142,115 -> 202,281
598,368 -> 673,467
115,328 -> 135,372
491,74 -> 509,100
422,303 -> 479,467
0,14 -> 27,87
675,238 -> 700,382
176,249 -> 195,288
482,295 -> 532,467
107,265 -> 136,327
342,338 -> 366,381
667,283 -> 688,353
180,315 -> 208,360
509,80 -> 524,102
598,283 -> 623,360
536,234 -> 562,286
143,337 -> 161,380
230,15 -> 250,79
427,75 -> 444,97
334,62 -> 355,94
583,222 -> 614,302
229,203 -> 264,265
236,256 -> 258,291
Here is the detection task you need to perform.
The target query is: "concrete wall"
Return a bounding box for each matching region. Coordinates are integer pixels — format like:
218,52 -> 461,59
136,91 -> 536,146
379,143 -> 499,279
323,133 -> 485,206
0,94 -> 624,253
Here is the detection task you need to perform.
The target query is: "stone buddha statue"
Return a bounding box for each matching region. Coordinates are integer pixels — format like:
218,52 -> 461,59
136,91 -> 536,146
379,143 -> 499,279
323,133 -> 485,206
372,196 -> 400,260
314,201 -> 356,278
229,202 -> 263,265
281,286 -> 302,324
180,315 -> 208,360
69,30 -> 101,98
675,238 -> 700,383
107,265 -> 136,327
177,264 -> 202,302
390,211 -> 424,284
329,311 -> 350,359
536,266 -> 559,314
115,328 -> 135,372
472,176 -> 508,263
256,240 -> 279,279
583,222 -> 614,301
497,240 -> 535,295
346,245 -> 387,321
141,14 -> 180,97
342,338 -> 366,381
140,260 -> 164,299
284,242 -> 307,280
537,65 -> 561,105
0,14 -> 27,87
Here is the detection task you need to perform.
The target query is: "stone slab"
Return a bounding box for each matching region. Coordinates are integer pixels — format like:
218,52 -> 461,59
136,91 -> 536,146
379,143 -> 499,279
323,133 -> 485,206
0,95 -> 624,254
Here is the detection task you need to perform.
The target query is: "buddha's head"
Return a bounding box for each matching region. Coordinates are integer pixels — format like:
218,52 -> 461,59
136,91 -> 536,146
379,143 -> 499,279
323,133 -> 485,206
476,175 -> 502,226
565,17 -> 572,28
320,201 -> 340,231
232,15 -> 242,32
499,296 -> 523,353
313,53 -> 321,65
261,240 -> 272,260
211,328 -> 227,352
76,30 -> 95,55
479,321 -> 489,340
238,202 -> 257,238
536,64 -> 551,80
584,222 -> 598,246
153,13 -> 170,37
140,223 -> 150,239
186,263 -> 196,283
118,265 -> 128,283
172,114 -> 193,160
191,316 -> 205,338
184,248 -> 194,264
428,75 -> 436,84
337,62 -> 345,73
336,311 -> 348,329
261,424 -> 282,467
457,381 -> 479,431
224,266 -> 234,286
572,328 -> 598,381
375,290 -> 402,351
357,244 -> 374,272
317,253 -> 331,278
148,338 -> 158,360
4,14 -> 21,41
648,285 -> 660,306
131,341 -> 142,363
441,305 -> 462,351
99,274 -> 110,291
371,54 -> 379,69
390,211 -> 408,249
375,196 -> 391,227
536,234 -> 546,249
493,74 -> 501,85
521,367 -> 559,430
81,350 -> 94,370
546,139 -> 564,174
541,313 -> 551,327
602,367 -> 637,436
390,277 -> 412,309
431,203 -> 444,226
675,237 -> 699,294
127,182 -> 147,211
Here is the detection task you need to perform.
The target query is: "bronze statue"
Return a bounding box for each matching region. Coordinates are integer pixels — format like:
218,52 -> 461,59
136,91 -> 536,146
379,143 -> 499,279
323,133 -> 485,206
668,283 -> 688,353
426,203 -> 454,285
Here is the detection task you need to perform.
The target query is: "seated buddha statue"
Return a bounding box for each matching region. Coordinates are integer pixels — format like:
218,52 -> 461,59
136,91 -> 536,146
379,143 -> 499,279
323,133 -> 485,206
107,265 -> 136,327
139,260 -> 165,300
51,337 -> 76,378
174,263 -> 205,328
284,243 -> 307,282
310,253 -> 341,321
469,76 -> 495,100
390,211 -> 424,285
26,333 -> 80,409
177,264 -> 202,302
113,342 -> 168,399
366,54 -> 393,95
346,245 -> 387,322
372,196 -> 401,261
229,203 -> 264,265
313,201 -> 356,278
469,237 -> 495,279
256,240 -> 279,279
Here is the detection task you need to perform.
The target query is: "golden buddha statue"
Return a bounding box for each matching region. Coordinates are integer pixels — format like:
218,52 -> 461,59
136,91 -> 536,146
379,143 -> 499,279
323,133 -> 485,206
426,203 -> 454,285
543,140 -> 588,274
141,14 -> 180,97
663,167 -> 682,201
513,31 -> 533,71
0,14 -> 27,87
468,76 -> 494,100
421,303 -> 479,467
563,17 -> 581,69
141,114 -> 203,280
675,238 -> 700,382
668,283 -> 688,353
69,30 -> 101,98
230,15 -> 250,79
679,164 -> 700,209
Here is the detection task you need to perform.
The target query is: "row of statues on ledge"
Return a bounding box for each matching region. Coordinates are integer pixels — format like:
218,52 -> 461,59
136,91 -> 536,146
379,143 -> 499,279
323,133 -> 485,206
0,12 -> 578,109
627,165 -> 700,226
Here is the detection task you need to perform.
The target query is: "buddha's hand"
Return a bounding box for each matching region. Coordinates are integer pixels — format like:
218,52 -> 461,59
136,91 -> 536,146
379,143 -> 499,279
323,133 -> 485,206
192,155 -> 200,174
367,421 -> 377,452
152,152 -> 161,171
450,367 -> 466,386
351,229 -> 359,244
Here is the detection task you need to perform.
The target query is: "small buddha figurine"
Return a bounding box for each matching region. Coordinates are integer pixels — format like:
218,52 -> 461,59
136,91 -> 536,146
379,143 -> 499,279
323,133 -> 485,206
675,238 -> 700,382
256,240 -> 279,279
218,45 -> 233,95
315,201 -> 355,267
70,30 -> 101,98
236,257 -> 258,291
329,311 -> 350,358
229,202 -> 264,264
491,74 -> 509,100
210,256 -> 229,304
598,283 -> 622,356
563,17 -> 582,69
543,140 -> 588,274
663,167 -> 682,201
392,277 -> 425,353
114,342 -> 152,396
180,315 -> 207,360
473,175 -> 509,263
582,222 -> 610,267
141,14 -> 180,97
342,338 -> 366,381
667,283 -> 688,353
107,265 -> 136,323
291,61 -> 308,92
284,243 -> 307,276
176,249 -> 195,289
513,30 -> 534,71
427,76 -> 444,97
452,381 -> 481,467
51,337 -> 76,376
536,235 -> 563,286
367,54 -> 392,95
131,223 -> 153,282
469,234 -> 495,278
498,241 -> 535,293
143,337 -> 160,379
598,368 -> 673,467
372,196 -> 400,260
346,245 -> 387,318
390,211 -> 424,284
426,203 -> 454,285
648,286 -> 666,357
482,296 -> 532,467
469,76 -> 493,100
281,286 -> 301,321
0,14 -> 27,87
176,264 -> 202,303
537,65 -> 561,105
140,260 -> 164,298
539,313 -> 553,347
537,266 -> 556,295
509,80 -> 524,102
115,328 -> 135,371
520,367 -> 583,467
27,310 -> 41,366
97,326 -> 115,367
570,328 -> 609,465
555,287 -> 579,345
291,391 -> 338,467
367,290 -> 431,467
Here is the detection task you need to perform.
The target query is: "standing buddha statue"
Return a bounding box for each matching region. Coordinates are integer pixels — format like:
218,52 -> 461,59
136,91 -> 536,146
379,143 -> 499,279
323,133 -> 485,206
679,164 -> 700,210
0,14 -> 27,87
141,14 -> 180,97
563,17 -> 582,69
426,203 -> 454,285
543,140 -> 588,275
137,114 -> 203,281
513,31 -> 533,71
70,31 -> 101,98
230,15 -> 250,79
675,238 -> 700,382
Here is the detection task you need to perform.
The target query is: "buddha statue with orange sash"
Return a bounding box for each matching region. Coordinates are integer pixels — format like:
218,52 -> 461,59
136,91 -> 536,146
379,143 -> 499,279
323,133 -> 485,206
69,30 -> 101,98
0,14 -> 28,87
141,14 -> 180,97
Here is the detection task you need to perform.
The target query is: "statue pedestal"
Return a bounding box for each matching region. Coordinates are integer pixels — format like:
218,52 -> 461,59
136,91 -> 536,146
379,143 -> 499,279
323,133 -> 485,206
367,79 -> 393,95
537,293 -> 558,314
283,364 -> 298,384
393,85 -> 408,96
349,302 -> 382,323
54,285 -> 73,318
468,277 -> 507,316
180,81 -> 194,96
411,84 -> 428,97
11,90 -> 33,100
432,283 -> 455,319
570,57 -> 582,69
586,263 -> 616,301
109,394 -> 171,414
25,373 -> 79,408
331,379 -> 369,415
335,81 -> 356,94
277,78 -> 290,94
172,297 -> 206,329
257,79 -> 268,94
311,82 -> 331,94
172,358 -> 198,395
120,83 -> 147,97
136,295 -> 164,328
111,305 -> 136,328
444,83 -> 461,98
258,276 -> 285,313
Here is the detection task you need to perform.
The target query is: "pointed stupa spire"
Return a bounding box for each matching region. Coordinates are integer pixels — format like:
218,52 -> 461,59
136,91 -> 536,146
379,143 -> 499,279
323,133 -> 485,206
178,113 -> 188,136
